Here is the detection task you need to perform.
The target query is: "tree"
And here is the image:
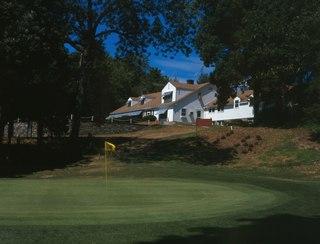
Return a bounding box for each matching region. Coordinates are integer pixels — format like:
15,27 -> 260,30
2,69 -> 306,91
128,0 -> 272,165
197,68 -> 210,84
90,53 -> 170,123
196,0 -> 320,124
0,0 -> 71,143
143,67 -> 169,93
65,0 -> 199,137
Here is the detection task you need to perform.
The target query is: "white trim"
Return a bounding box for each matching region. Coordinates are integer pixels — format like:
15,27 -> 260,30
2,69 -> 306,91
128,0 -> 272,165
110,111 -> 142,118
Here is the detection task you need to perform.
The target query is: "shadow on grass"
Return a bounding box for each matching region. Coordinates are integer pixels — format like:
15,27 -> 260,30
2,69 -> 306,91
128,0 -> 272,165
0,144 -> 82,178
0,137 -> 106,177
138,214 -> 320,244
310,131 -> 320,143
0,134 -> 234,177
114,135 -> 235,165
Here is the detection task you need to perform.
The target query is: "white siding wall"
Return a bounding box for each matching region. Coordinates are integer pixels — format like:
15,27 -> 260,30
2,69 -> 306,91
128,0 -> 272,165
176,88 -> 192,100
204,103 -> 254,121
201,85 -> 218,107
173,93 -> 199,123
167,109 -> 174,121
161,82 -> 177,103
172,84 -> 217,123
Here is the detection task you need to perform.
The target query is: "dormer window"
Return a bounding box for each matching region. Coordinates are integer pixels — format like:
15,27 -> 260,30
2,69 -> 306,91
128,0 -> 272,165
127,98 -> 132,107
140,96 -> 145,105
234,97 -> 240,108
162,91 -> 173,103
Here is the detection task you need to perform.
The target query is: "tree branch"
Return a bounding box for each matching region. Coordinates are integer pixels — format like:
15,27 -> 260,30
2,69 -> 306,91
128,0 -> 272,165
95,29 -> 125,38
64,37 -> 83,52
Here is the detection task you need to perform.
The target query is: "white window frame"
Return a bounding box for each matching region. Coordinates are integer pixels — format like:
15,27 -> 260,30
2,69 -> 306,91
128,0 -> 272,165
181,108 -> 187,117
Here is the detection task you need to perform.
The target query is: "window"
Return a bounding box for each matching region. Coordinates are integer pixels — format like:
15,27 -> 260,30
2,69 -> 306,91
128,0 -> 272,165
127,100 -> 132,107
146,110 -> 153,116
209,108 -> 215,113
217,105 -> 224,112
197,111 -> 201,118
235,100 -> 239,108
163,92 -> 173,103
181,108 -> 187,117
140,97 -> 145,105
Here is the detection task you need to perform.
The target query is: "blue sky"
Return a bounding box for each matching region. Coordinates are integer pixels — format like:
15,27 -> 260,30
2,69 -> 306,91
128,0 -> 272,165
149,52 -> 213,82
67,33 -> 213,83
104,34 -> 213,83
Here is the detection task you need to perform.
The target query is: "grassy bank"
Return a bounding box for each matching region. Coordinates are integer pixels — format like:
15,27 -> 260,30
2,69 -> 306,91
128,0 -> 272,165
0,158 -> 319,243
0,125 -> 319,243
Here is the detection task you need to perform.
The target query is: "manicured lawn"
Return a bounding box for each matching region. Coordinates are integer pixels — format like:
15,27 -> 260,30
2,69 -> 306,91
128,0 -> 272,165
0,160 -> 319,243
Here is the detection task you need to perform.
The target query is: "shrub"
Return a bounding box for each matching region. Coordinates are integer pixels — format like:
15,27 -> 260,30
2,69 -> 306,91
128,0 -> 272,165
256,135 -> 262,141
142,115 -> 157,122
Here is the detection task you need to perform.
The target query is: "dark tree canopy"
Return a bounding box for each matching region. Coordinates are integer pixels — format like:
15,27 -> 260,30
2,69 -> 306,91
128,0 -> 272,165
1,0 -> 194,140
0,0 -> 72,141
66,0 -> 198,56
196,0 -> 320,124
65,0 -> 200,136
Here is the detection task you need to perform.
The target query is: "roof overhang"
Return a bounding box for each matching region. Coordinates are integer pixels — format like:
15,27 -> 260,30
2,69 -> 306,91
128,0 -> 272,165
154,107 -> 168,115
109,110 -> 142,118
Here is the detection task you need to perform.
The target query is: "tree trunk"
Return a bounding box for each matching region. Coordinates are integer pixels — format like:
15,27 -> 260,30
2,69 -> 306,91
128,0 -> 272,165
8,120 -> 14,144
37,120 -> 44,144
70,112 -> 81,139
0,107 -> 5,144
70,52 -> 85,139
252,84 -> 261,125
0,120 -> 5,145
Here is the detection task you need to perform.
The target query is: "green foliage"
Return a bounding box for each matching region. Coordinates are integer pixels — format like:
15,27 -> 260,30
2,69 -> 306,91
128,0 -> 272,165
66,0 -> 200,136
196,0 -> 320,125
0,0 -> 72,139
85,53 -> 169,123
141,115 -> 157,122
197,70 -> 210,84
302,68 -> 320,125
144,67 -> 170,93
66,1 -> 198,57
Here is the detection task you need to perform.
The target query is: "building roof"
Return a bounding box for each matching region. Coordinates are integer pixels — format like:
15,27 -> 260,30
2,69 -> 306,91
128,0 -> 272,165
110,82 -> 210,116
110,92 -> 163,115
236,90 -> 253,101
171,81 -> 201,91
205,90 -> 253,107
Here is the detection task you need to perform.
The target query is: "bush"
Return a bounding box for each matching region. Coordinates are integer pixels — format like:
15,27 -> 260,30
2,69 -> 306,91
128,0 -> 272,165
141,115 -> 157,122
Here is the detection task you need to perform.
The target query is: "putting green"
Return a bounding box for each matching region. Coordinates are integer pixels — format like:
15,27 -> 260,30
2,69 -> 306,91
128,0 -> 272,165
0,178 -> 288,225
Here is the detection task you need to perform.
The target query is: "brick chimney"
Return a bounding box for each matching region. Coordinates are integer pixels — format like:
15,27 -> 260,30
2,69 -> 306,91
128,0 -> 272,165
186,79 -> 194,85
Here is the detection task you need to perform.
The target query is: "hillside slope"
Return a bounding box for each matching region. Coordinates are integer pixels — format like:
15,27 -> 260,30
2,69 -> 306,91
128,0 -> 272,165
107,124 -> 320,178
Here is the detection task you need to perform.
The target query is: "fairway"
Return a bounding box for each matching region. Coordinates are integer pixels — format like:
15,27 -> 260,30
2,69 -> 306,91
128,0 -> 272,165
0,178 -> 287,226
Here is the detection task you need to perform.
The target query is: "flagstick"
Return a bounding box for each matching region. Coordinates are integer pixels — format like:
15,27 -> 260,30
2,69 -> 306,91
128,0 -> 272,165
104,141 -> 116,192
104,148 -> 108,192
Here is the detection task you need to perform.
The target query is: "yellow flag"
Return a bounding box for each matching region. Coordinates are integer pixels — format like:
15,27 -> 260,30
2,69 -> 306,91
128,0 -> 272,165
105,141 -> 116,152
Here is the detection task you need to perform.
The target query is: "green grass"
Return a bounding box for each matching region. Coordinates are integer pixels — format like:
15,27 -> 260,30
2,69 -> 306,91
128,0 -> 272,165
0,159 -> 320,243
261,143 -> 320,168
0,178 -> 288,226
